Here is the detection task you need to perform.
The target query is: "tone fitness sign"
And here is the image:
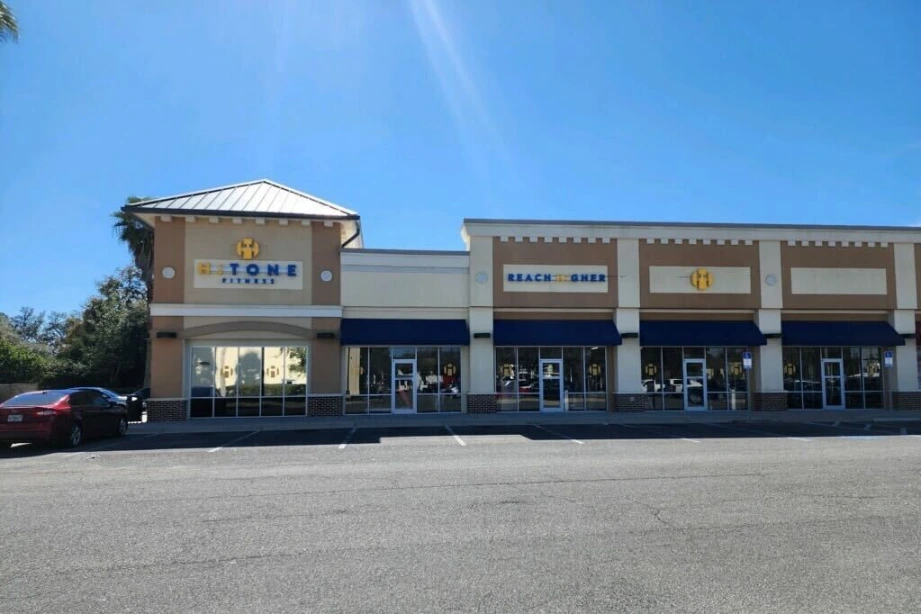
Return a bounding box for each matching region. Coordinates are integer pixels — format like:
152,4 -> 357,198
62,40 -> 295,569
194,260 -> 303,290
503,265 -> 609,293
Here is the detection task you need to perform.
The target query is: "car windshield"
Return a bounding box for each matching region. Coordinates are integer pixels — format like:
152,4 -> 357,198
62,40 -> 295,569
1,391 -> 68,407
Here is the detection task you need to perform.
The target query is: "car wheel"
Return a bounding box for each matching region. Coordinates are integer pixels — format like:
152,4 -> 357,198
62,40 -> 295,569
66,423 -> 83,448
116,417 -> 128,437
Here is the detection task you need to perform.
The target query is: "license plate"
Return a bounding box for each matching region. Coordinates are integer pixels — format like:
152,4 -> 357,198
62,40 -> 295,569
7,414 -> 23,423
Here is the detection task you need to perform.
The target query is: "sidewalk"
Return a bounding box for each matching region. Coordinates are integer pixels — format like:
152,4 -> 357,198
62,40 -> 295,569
129,409 -> 921,435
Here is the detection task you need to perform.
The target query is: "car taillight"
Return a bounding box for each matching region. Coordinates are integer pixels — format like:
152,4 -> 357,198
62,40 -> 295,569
34,410 -> 56,416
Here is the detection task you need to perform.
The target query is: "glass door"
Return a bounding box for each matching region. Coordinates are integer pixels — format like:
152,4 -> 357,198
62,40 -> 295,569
391,359 -> 417,414
821,358 -> 844,409
683,359 -> 707,411
539,359 -> 563,412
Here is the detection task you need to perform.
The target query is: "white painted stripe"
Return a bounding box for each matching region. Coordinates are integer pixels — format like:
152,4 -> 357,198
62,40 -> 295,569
445,426 -> 466,446
532,424 -> 584,444
338,427 -> 357,450
208,431 -> 257,453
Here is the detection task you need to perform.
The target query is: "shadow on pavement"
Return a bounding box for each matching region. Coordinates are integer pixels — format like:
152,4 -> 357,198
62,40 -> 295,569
2,421 -> 920,458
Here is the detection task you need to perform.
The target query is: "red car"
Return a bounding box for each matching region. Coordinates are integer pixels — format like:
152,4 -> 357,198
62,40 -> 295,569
0,388 -> 129,449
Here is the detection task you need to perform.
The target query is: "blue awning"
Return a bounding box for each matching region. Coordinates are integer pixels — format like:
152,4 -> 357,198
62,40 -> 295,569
340,319 -> 469,346
493,320 -> 622,346
640,320 -> 767,346
782,321 -> 905,346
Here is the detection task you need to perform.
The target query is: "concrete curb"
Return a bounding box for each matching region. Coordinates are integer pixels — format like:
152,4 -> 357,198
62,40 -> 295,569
128,410 -> 921,435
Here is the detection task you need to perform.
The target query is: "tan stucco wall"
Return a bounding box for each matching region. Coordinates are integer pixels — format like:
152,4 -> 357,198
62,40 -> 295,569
150,315 -> 185,398
182,220 -> 314,305
310,317 -> 341,393
152,221 -> 185,303
639,243 -> 760,310
497,311 -> 613,321
780,312 -> 888,322
492,238 -> 618,309
311,225 -> 342,305
781,245 -> 895,310
640,311 -> 754,321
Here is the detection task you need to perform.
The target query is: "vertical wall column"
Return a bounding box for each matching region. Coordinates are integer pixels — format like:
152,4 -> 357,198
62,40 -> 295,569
467,237 -> 497,412
890,243 -> 920,408
615,308 -> 642,393
754,309 -> 785,410
611,239 -> 644,411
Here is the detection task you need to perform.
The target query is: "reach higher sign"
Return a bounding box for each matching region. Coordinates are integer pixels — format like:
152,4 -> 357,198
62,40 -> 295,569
193,259 -> 304,290
503,265 -> 609,294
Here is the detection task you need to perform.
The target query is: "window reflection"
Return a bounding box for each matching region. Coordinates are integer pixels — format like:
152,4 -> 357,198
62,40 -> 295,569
189,345 -> 309,418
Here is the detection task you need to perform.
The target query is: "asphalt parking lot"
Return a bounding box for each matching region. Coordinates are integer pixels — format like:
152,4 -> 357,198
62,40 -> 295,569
2,420 -> 921,614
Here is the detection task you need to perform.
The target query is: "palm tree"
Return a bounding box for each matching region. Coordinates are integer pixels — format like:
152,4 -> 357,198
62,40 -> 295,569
0,2 -> 19,43
112,196 -> 155,386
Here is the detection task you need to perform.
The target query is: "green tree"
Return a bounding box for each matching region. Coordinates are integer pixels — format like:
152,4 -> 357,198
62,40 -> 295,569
51,267 -> 148,389
112,196 -> 154,386
0,2 -> 18,43
0,337 -> 47,383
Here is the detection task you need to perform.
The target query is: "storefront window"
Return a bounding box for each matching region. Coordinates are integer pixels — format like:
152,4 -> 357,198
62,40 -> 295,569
783,347 -> 802,410
661,348 -> 683,409
563,347 -> 585,410
343,346 -> 462,413
189,345 -> 308,418
641,347 -> 750,411
517,347 -> 539,411
493,347 -> 607,411
189,347 -> 215,418
784,347 -> 883,410
800,348 -> 822,409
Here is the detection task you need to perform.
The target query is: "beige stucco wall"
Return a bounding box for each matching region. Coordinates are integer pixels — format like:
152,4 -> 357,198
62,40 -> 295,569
182,220 -> 314,305
341,252 -> 469,308
781,245 -> 895,310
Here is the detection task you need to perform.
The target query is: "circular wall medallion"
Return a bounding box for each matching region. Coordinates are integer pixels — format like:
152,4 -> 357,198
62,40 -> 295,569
162,266 -> 176,279
320,270 -> 333,282
765,274 -> 777,287
475,271 -> 489,284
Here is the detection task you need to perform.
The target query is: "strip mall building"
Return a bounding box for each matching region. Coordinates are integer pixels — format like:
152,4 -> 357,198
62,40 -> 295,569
125,180 -> 921,421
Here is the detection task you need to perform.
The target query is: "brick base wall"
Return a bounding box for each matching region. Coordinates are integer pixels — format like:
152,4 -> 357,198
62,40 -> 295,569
147,399 -> 186,422
610,393 -> 647,413
307,396 -> 343,417
892,392 -> 921,410
467,394 -> 498,414
753,392 -> 787,411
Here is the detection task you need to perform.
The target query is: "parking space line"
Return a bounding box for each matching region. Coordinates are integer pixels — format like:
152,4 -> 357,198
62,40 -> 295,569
208,431 -> 257,453
864,423 -> 872,431
709,423 -> 811,442
338,427 -> 357,450
532,424 -> 584,444
444,426 -> 466,446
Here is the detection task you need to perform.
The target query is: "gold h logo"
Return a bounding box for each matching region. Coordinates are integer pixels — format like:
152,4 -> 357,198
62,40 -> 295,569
690,268 -> 713,291
236,237 -> 260,260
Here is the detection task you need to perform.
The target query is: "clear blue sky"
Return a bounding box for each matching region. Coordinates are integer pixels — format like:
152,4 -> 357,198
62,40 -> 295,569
1,0 -> 919,315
